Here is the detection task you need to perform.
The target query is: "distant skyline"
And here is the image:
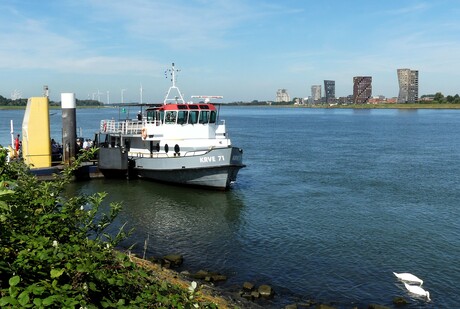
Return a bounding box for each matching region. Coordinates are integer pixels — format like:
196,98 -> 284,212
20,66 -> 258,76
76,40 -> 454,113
1,0 -> 459,103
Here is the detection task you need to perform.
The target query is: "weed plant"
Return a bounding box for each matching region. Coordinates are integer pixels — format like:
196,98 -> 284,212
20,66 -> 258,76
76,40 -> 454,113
0,147 -> 215,308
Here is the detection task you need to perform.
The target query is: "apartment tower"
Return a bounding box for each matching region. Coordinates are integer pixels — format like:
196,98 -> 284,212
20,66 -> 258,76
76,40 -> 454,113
276,89 -> 290,102
324,80 -> 335,104
353,76 -> 372,104
397,69 -> 419,103
311,85 -> 321,103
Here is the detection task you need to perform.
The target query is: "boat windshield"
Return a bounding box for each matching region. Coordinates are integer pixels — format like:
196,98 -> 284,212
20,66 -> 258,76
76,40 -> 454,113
177,111 -> 188,124
199,111 -> 210,124
147,105 -> 218,125
146,110 -> 161,123
210,110 -> 217,123
165,111 -> 177,124
189,111 -> 198,124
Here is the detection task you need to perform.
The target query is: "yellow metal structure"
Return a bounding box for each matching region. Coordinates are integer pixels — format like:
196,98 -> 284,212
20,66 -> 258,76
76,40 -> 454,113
22,97 -> 51,168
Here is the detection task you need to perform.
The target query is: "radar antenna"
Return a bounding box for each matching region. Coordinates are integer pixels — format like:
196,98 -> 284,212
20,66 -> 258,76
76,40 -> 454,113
191,95 -> 223,103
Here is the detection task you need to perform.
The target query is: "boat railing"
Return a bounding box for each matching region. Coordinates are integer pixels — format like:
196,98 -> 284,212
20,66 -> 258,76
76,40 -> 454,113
129,149 -> 209,159
101,119 -> 149,135
100,118 -> 222,135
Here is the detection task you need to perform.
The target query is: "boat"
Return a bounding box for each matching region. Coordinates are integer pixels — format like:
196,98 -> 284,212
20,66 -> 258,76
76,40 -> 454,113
95,63 -> 245,190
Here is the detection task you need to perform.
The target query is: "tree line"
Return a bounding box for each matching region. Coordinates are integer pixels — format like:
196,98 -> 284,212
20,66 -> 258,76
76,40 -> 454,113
0,95 -> 103,107
423,93 -> 460,103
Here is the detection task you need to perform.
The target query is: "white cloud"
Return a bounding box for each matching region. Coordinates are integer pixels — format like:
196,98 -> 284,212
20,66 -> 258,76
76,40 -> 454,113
84,0 -> 252,49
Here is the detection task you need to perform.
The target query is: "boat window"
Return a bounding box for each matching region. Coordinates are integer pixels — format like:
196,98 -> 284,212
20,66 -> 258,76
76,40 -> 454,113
165,111 -> 177,124
159,110 -> 165,124
177,105 -> 188,110
188,105 -> 199,109
209,111 -> 217,123
110,136 -> 120,148
156,111 -> 161,123
188,111 -> 198,124
146,110 -> 155,122
177,111 -> 188,125
199,104 -> 209,110
199,111 -> 210,124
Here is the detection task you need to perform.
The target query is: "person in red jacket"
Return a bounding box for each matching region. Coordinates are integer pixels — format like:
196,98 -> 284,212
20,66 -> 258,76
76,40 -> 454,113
14,134 -> 20,158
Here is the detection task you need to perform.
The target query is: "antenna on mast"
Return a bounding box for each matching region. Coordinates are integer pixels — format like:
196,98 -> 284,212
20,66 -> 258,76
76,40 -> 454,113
164,62 -> 185,104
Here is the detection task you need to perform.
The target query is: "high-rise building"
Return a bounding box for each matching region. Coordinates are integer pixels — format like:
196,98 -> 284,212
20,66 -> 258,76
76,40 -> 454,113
276,89 -> 290,102
353,76 -> 372,104
311,85 -> 321,103
397,69 -> 419,103
324,80 -> 335,104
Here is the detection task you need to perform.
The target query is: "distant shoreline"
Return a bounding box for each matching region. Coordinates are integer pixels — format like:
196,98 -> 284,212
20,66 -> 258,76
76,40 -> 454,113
327,103 -> 460,109
2,103 -> 460,110
229,103 -> 460,109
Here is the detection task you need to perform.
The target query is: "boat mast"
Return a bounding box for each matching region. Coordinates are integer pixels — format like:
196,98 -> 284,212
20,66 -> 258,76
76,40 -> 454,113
164,62 -> 185,104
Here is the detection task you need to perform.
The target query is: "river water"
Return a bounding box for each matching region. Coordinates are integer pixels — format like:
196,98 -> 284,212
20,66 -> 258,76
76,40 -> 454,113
1,106 -> 460,308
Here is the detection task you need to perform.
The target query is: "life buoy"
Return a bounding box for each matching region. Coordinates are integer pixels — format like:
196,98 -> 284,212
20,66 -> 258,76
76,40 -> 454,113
141,127 -> 147,140
103,121 -> 107,132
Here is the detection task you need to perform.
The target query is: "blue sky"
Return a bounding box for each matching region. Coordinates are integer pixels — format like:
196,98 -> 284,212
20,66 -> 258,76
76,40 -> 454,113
1,0 -> 459,103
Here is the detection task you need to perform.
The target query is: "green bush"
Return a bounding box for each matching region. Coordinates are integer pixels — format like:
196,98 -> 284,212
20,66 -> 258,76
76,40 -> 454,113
0,147 -> 210,308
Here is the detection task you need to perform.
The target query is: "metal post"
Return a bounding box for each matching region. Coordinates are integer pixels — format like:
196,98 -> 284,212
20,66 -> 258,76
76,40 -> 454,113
61,93 -> 77,164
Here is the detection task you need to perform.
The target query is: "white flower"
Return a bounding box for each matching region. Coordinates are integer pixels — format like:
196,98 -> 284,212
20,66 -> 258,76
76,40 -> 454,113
52,240 -> 58,248
83,283 -> 88,291
188,281 -> 197,293
80,205 -> 84,211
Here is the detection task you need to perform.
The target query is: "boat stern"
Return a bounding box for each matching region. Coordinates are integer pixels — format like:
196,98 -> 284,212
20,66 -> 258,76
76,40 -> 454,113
230,147 -> 245,167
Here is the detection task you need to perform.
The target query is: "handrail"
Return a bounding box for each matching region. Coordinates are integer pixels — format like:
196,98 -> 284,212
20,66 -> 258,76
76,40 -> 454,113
100,119 -> 145,134
100,118 -> 224,134
128,148 -> 213,159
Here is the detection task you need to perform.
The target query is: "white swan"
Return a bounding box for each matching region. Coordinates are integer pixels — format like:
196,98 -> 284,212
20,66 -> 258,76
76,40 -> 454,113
393,272 -> 423,285
404,283 -> 431,301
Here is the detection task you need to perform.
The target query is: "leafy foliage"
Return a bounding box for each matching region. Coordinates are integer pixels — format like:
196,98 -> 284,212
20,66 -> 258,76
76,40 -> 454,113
0,95 -> 28,106
0,94 -> 103,106
0,147 -> 213,308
